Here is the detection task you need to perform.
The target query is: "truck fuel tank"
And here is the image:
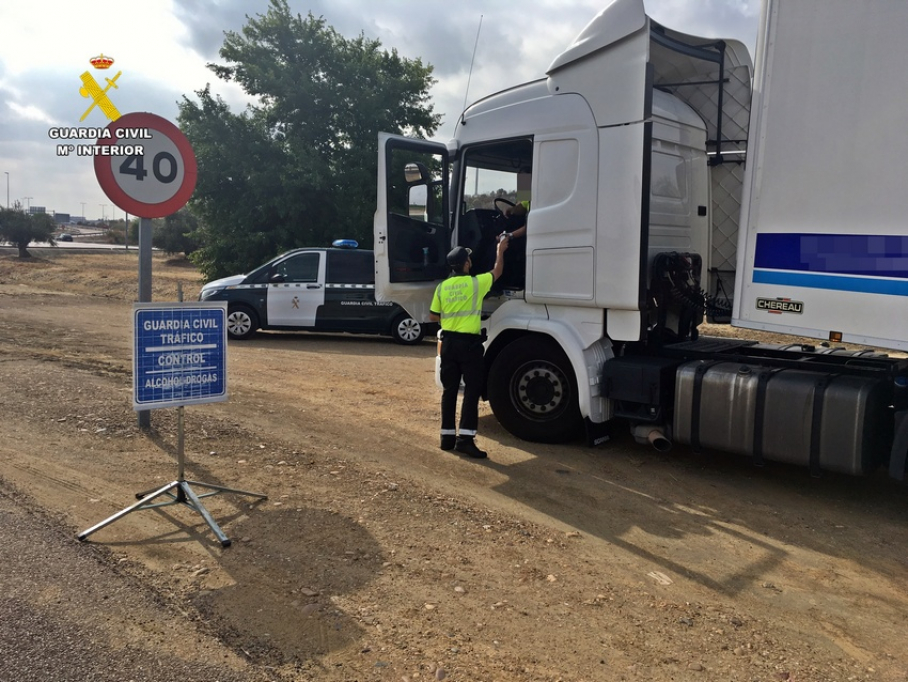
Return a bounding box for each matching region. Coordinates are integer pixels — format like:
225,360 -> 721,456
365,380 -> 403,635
673,360 -> 892,476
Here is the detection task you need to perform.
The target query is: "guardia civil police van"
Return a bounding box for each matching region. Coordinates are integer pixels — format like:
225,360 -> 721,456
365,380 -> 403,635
198,240 -> 428,344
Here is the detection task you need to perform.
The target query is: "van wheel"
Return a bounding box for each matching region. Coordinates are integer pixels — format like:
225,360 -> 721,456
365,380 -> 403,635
488,336 -> 582,443
227,305 -> 258,340
391,313 -> 424,345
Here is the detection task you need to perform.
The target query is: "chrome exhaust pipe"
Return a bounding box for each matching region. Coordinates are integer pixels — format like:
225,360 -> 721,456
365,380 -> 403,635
632,425 -> 673,453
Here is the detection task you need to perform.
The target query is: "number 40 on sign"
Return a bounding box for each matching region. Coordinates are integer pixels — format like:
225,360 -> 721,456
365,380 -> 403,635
120,151 -> 178,184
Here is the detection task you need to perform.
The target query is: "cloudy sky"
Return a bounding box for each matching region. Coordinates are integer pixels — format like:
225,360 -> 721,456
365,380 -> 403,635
0,0 -> 760,221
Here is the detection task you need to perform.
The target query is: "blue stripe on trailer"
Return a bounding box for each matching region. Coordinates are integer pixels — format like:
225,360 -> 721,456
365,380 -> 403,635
753,269 -> 908,297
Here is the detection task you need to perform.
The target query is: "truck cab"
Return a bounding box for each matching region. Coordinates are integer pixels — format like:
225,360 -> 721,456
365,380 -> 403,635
375,0 -> 908,484
375,0 -> 752,442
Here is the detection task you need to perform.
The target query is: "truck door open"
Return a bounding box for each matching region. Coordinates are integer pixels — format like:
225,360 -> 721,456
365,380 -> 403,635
374,133 -> 450,319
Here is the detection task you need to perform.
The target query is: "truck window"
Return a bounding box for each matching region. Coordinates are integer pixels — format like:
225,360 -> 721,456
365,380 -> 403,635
458,139 -> 533,273
385,143 -> 449,282
461,139 -> 533,211
388,152 -> 444,226
651,151 -> 686,201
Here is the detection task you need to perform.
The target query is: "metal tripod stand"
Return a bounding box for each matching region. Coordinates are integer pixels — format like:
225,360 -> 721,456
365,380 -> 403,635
78,407 -> 267,548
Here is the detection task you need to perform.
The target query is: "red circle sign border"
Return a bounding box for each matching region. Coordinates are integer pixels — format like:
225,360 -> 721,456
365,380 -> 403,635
94,112 -> 198,219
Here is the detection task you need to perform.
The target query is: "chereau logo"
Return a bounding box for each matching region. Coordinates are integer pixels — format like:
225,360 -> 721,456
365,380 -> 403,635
756,297 -> 804,314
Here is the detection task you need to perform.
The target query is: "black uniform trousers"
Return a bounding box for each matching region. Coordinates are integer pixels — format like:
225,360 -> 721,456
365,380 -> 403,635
439,331 -> 485,437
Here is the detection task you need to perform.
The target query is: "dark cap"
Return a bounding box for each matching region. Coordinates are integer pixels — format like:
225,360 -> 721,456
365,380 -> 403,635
446,246 -> 472,268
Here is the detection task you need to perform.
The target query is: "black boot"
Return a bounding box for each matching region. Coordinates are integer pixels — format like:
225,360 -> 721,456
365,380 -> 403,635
440,434 -> 456,451
454,436 -> 487,459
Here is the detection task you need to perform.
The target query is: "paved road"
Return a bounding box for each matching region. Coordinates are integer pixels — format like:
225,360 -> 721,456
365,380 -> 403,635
38,241 -> 136,250
0,479 -> 259,682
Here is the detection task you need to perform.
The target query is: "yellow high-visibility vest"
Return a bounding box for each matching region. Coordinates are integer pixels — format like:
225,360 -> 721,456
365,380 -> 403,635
431,272 -> 493,334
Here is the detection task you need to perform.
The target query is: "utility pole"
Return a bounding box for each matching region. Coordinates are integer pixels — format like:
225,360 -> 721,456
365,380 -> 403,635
24,197 -> 32,213
4,172 -> 8,209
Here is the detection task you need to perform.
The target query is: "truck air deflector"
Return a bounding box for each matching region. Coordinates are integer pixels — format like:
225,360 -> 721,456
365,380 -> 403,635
648,22 -> 751,167
546,0 -> 646,74
649,28 -> 727,166
646,22 -> 752,310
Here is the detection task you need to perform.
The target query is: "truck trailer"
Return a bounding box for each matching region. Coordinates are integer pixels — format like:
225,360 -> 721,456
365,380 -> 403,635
373,0 -> 908,480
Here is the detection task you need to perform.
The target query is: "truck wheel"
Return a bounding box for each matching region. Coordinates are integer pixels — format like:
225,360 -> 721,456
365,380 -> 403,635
488,336 -> 583,443
391,313 -> 424,345
227,305 -> 258,340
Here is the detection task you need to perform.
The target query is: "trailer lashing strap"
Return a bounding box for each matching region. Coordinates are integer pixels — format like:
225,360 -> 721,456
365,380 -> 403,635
752,367 -> 785,467
809,375 -> 835,478
690,360 -> 725,453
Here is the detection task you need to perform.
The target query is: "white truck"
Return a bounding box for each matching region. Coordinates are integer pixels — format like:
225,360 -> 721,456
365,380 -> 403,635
373,0 -> 908,480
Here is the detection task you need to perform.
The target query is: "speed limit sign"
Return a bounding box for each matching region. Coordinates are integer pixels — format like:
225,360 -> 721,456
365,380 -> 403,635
94,112 -> 197,219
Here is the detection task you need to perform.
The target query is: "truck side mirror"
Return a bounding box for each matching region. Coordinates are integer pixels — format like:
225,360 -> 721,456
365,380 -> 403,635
404,162 -> 431,185
404,162 -> 431,222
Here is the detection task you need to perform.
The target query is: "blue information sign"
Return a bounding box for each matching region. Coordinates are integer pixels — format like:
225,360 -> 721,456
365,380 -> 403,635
133,302 -> 228,410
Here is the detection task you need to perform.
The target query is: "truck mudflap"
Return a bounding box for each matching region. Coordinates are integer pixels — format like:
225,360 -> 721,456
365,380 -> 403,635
584,417 -> 613,447
673,360 -> 892,476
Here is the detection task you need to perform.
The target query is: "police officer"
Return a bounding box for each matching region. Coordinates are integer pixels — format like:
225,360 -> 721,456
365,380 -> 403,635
429,236 -> 509,458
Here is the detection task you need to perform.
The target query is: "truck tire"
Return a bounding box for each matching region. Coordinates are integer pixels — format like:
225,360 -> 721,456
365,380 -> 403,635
488,336 -> 583,443
226,305 -> 259,340
390,313 -> 425,345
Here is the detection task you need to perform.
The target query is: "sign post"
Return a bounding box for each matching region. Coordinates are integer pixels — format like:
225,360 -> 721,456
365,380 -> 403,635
81,113 -> 266,547
93,111 -> 198,428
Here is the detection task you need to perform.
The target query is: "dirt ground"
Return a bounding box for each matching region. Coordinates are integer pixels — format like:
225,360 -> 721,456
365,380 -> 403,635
1,247 -> 907,682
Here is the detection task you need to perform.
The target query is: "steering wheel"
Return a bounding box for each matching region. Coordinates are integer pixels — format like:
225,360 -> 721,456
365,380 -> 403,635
494,197 -> 516,216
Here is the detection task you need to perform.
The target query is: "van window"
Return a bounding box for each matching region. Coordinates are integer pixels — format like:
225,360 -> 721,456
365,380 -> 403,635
326,249 -> 374,284
275,252 -> 319,283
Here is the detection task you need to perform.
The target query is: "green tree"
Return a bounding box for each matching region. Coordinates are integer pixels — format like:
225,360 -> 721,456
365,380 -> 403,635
0,205 -> 56,258
153,209 -> 200,257
178,0 -> 440,281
